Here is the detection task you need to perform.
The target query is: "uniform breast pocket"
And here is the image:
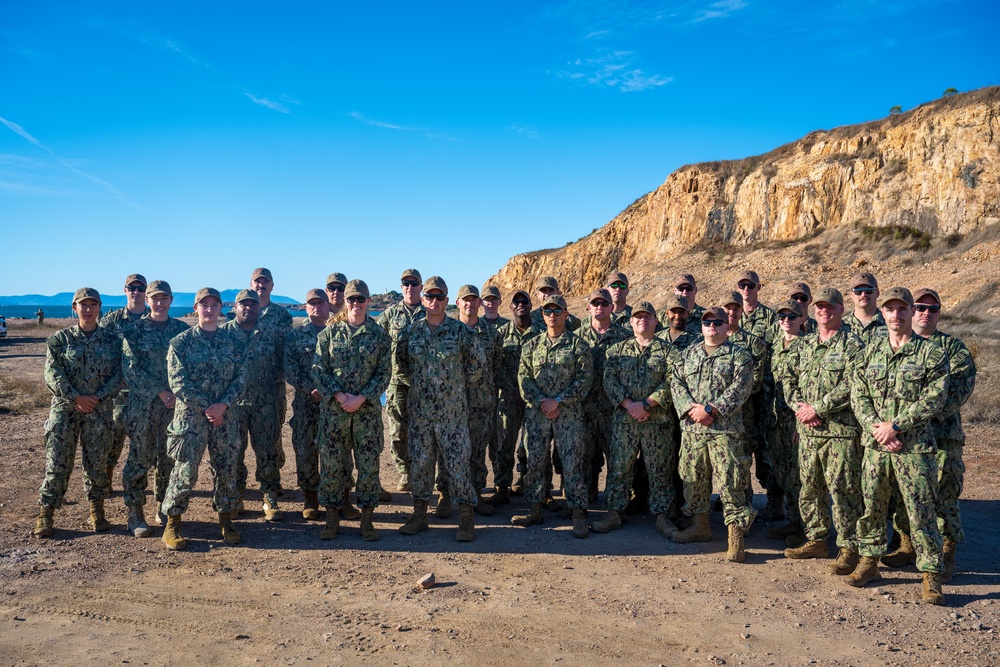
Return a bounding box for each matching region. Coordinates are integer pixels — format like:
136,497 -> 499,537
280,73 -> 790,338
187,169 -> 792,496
139,337 -> 159,353
554,351 -> 575,366
898,367 -> 925,399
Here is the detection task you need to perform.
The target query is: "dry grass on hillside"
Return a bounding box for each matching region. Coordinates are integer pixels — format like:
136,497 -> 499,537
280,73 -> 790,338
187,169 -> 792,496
0,374 -> 50,416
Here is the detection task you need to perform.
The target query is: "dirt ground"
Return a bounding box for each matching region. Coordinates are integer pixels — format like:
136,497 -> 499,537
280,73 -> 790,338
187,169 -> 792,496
1,322 -> 998,667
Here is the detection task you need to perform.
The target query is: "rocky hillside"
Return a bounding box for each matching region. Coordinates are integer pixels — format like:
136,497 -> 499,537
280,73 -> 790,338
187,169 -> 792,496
489,87 -> 999,305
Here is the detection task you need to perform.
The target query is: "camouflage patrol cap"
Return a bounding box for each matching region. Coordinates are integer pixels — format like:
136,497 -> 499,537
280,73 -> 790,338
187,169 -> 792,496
674,273 -> 697,288
511,290 -> 530,303
481,285 -> 502,301
235,288 -> 260,303
878,286 -> 914,308
72,287 -> 102,304
325,272 -> 348,287
194,287 -> 222,304
701,306 -> 728,321
146,280 -> 172,297
736,270 -> 760,285
345,279 -> 370,299
423,276 -> 448,294
305,288 -> 327,303
776,299 -> 805,318
251,267 -> 273,281
125,273 -> 147,287
851,271 -> 878,289
401,268 -> 422,282
587,288 -> 613,304
535,276 -> 560,291
541,294 -> 568,310
456,284 -> 480,300
664,294 -> 690,311
788,282 -> 812,299
632,301 -> 656,317
813,287 -> 844,307
912,288 -> 940,304
606,271 -> 629,287
723,291 -> 744,307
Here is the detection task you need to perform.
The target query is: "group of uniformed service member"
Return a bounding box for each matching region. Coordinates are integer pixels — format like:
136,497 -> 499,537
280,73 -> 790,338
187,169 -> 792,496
33,265 -> 975,605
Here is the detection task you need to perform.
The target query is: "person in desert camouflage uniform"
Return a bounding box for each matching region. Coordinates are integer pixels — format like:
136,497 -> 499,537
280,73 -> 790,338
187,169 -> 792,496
843,272 -> 887,344
33,288 -> 123,538
845,287 -> 950,605
120,280 -> 189,538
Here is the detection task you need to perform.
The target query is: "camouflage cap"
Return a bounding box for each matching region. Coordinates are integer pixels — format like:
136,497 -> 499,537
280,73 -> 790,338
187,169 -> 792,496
481,285 -> 502,300
912,287 -> 941,304
813,287 -> 844,307
674,273 -> 697,288
632,301 -> 656,317
345,279 -> 370,299
701,306 -> 728,321
251,267 -> 273,281
851,271 -> 878,289
664,294 -> 690,311
235,288 -> 260,303
456,284 -> 480,300
72,287 -> 102,304
788,282 -> 812,299
535,275 -> 560,291
541,294 -> 568,310
878,286 -> 914,308
125,273 -> 147,287
325,272 -> 348,287
606,271 -> 629,287
736,270 -> 760,285
723,290 -> 744,307
401,268 -> 422,283
305,288 -> 327,303
587,288 -> 613,304
146,280 -> 172,297
423,276 -> 448,294
194,287 -> 222,304
776,299 -> 805,318
511,289 -> 531,303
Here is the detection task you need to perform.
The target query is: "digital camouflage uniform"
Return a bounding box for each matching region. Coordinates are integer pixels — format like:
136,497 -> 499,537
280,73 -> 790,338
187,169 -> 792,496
99,306 -> 149,470
121,316 -> 190,509
656,327 -> 701,512
284,321 -> 326,493
481,314 -> 509,468
39,325 -> 123,508
259,303 -> 294,330
784,328 -> 866,550
162,327 -> 248,516
483,315 -> 510,330
518,330 -> 594,509
769,335 -> 803,524
495,320 -> 544,488
377,302 -> 425,475
260,302 -> 293,467
584,307 -> 634,333
603,337 -> 681,514
851,334 -> 949,573
312,316 -> 392,508
843,310 -> 888,345
737,305 -> 779,506
463,318 -> 503,492
221,319 -> 286,494
396,317 -> 486,505
728,326 -> 770,504
658,304 -> 706,337
670,341 -> 757,531
578,321 -> 632,490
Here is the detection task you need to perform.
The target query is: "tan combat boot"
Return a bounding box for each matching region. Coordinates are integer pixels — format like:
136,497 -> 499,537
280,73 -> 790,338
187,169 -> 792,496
319,507 -> 340,540
162,514 -> 186,550
340,489 -> 361,520
592,510 -> 623,533
828,548 -> 860,575
397,472 -> 411,493
127,505 -> 152,538
399,499 -> 430,535
360,507 -> 379,542
845,556 -> 882,587
33,505 -> 55,538
942,539 -> 957,583
571,508 -> 589,538
263,492 -> 283,522
921,572 -> 945,605
434,490 -> 452,519
456,503 -> 475,542
219,512 -> 241,545
511,502 -> 544,527
474,492 -> 495,516
302,490 -> 320,520
485,486 -> 511,507
671,513 -> 712,543
655,514 -> 679,538
881,532 -> 916,567
784,539 -> 829,559
726,523 -> 746,563
89,500 -> 111,532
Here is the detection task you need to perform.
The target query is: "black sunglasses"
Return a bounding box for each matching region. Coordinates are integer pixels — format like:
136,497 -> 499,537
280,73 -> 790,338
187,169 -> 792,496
326,284 -> 345,292
402,281 -> 421,288
423,293 -> 447,302
776,313 -> 799,320
542,308 -> 564,316
512,298 -> 531,306
914,304 -> 941,313
737,282 -> 757,290
590,300 -> 610,308
346,296 -> 366,304
702,319 -> 726,327
676,286 -> 694,293
126,285 -> 146,293
852,287 -> 875,294
790,294 -> 809,302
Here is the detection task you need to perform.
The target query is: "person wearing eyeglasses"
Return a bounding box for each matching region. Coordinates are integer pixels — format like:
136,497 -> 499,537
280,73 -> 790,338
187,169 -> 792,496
605,271 -> 633,332
881,288 -> 976,584
480,285 -> 509,330
312,280 -> 392,542
843,272 -> 887,344
514,294 -> 594,538
786,283 -> 818,335
376,269 -> 426,493
395,276 -> 486,542
529,276 -> 582,332
670,306 -> 756,563
663,274 -> 704,336
847,287 -> 949,605
325,272 -> 348,318
33,288 -> 123,539
781,288 -> 866,578
160,288 -> 249,550
100,273 -> 150,492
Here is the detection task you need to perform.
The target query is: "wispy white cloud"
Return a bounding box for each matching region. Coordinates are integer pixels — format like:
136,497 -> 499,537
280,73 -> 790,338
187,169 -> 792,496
557,50 -> 672,92
246,93 -> 290,113
509,123 -> 540,139
347,112 -> 456,140
692,0 -> 748,22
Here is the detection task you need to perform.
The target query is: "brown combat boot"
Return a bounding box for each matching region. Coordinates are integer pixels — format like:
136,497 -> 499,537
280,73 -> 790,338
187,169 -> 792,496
89,500 -> 111,532
474,493 -> 495,516
434,491 -> 452,518
881,532 -> 916,568
456,503 -> 475,542
302,490 -> 320,520
162,514 -> 186,550
397,472 -> 411,493
726,523 -> 746,563
921,572 -> 945,605
399,499 -> 430,535
511,502 -> 544,527
828,548 -> 860,575
219,512 -> 241,545
592,510 -> 623,533
360,507 -> 379,542
319,507 -> 340,540
571,508 -> 589,538
784,539 -> 829,560
263,492 -> 283,522
33,505 -> 55,538
845,556 -> 882,588
510,471 -> 526,496
340,490 -> 361,520
671,513 -> 712,543
942,539 -> 957,583
485,486 -> 511,507
655,514 -> 679,538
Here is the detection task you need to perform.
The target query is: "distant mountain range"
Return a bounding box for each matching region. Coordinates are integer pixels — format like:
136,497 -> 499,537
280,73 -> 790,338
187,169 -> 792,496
0,290 -> 299,308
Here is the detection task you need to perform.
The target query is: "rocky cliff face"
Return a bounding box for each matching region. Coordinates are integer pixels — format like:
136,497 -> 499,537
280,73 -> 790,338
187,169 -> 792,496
489,88 -> 1000,297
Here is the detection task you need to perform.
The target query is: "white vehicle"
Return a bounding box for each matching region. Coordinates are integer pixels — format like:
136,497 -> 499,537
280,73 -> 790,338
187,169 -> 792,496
0,314 -> 6,338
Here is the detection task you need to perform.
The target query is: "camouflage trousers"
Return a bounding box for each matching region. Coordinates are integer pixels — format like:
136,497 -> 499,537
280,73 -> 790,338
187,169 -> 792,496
233,391 -> 284,494
468,401 -> 498,491
289,393 -> 321,491
408,415 -> 477,505
604,417 -> 676,515
38,406 -> 114,508
523,405 -> 587,509
584,396 -> 613,487
162,414 -> 241,516
892,441 -> 965,543
678,432 -> 757,531
744,389 -> 775,502
385,384 -> 411,475
495,391 -> 525,488
107,391 -> 129,469
857,448 -> 943,573
121,398 -> 174,508
318,406 -> 383,508
796,433 -> 862,549
769,407 -> 801,523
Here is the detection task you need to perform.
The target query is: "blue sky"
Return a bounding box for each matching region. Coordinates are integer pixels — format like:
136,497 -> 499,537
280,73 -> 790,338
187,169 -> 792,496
2,1 -> 998,299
